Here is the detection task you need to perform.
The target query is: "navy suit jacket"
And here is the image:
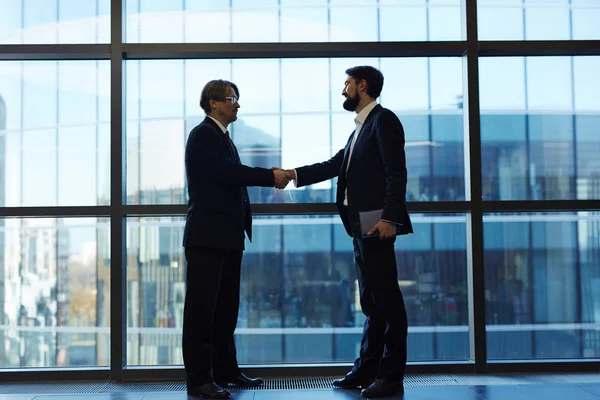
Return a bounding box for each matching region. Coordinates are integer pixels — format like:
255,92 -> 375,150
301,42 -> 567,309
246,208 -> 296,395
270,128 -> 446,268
296,104 -> 413,238
183,117 -> 274,250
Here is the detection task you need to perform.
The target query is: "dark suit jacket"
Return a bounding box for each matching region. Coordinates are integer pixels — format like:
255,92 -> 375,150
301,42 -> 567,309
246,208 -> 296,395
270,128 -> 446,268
183,117 -> 274,250
296,104 -> 413,238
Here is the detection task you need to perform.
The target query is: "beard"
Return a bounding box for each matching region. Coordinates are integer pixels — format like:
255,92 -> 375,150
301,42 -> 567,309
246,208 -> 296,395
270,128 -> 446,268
343,93 -> 360,112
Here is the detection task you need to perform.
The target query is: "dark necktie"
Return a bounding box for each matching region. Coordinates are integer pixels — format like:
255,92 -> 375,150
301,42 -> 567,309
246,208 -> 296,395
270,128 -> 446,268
225,131 -> 241,164
225,131 -> 249,216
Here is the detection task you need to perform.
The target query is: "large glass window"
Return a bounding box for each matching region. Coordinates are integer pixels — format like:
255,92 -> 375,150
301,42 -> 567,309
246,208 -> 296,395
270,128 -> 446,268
484,212 -> 600,360
0,61 -> 111,207
2,0 -> 599,376
479,56 -> 600,201
0,217 -> 110,368
478,0 -> 600,40
126,57 -> 465,205
125,0 -> 462,43
0,0 -> 110,44
126,214 -> 469,366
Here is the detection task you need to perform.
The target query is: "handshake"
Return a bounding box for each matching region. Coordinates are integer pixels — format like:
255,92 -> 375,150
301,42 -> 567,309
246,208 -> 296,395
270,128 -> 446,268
271,167 -> 296,189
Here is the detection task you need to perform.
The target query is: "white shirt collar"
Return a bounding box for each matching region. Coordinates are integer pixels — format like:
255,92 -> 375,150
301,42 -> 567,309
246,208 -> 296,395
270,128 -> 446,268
207,116 -> 228,134
354,100 -> 378,126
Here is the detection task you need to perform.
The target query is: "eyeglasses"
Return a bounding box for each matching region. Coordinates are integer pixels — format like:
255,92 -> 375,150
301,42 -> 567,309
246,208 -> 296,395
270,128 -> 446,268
224,96 -> 239,104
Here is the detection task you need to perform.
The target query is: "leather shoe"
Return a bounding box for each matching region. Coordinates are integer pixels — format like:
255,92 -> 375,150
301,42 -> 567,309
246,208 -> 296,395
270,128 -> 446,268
186,382 -> 230,398
360,378 -> 404,397
332,373 -> 373,389
217,373 -> 264,387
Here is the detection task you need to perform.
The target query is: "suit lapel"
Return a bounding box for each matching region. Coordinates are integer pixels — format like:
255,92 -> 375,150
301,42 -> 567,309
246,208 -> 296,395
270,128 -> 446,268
340,129 -> 355,172
202,117 -> 241,164
226,133 -> 242,164
345,105 -> 380,173
354,104 -> 380,150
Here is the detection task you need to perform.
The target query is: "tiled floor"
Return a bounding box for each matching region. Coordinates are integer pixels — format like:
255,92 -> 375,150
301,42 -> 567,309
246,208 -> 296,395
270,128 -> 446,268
4,386 -> 600,400
2,375 -> 600,400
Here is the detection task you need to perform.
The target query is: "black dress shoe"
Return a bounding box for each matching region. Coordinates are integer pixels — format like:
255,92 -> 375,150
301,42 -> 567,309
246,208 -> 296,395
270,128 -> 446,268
360,378 -> 404,397
332,374 -> 373,389
187,382 -> 230,398
217,373 -> 264,387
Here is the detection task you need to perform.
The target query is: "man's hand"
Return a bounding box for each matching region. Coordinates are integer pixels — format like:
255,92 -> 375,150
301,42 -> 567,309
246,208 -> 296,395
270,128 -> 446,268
271,167 -> 296,188
284,169 -> 296,180
367,220 -> 397,240
272,169 -> 290,189
271,167 -> 296,180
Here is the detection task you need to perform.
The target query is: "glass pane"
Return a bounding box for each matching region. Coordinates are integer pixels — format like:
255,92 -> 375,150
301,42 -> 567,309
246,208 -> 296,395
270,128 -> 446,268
0,217 -> 110,368
127,57 -> 465,205
484,212 -> 600,360
0,61 -> 111,206
479,56 -> 600,201
478,0 -> 600,40
126,214 -> 469,366
572,0 -> 600,40
0,0 -> 110,44
125,0 -> 461,43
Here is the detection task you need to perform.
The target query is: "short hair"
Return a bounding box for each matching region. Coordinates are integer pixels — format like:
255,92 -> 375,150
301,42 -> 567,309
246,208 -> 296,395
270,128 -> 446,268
199,79 -> 240,114
345,66 -> 384,99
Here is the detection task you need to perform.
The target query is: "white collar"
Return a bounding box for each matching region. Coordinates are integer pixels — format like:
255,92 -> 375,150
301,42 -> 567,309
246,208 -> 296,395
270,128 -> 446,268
354,100 -> 378,126
207,116 -> 228,134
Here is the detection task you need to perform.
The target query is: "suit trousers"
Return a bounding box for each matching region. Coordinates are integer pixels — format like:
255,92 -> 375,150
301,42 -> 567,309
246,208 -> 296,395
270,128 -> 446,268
350,236 -> 408,382
183,246 -> 243,386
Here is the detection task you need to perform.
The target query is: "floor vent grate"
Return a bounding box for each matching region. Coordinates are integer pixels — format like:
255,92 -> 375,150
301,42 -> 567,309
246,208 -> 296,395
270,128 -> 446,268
404,373 -> 462,387
1,373 -> 600,394
0,381 -> 109,395
104,382 -> 187,392
228,377 -> 337,391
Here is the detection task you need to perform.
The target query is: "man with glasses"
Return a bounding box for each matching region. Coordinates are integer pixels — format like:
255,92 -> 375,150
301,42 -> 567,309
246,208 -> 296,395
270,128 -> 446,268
183,80 -> 289,399
279,66 -> 413,398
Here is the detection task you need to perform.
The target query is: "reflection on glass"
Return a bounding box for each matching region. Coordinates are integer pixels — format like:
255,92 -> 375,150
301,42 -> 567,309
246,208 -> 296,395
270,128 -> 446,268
0,217 -> 110,368
479,56 -> 600,201
0,0 -> 110,44
125,0 -> 461,43
126,57 -> 465,205
484,212 -> 600,360
478,0 -> 600,40
126,214 -> 468,366
0,61 -> 111,207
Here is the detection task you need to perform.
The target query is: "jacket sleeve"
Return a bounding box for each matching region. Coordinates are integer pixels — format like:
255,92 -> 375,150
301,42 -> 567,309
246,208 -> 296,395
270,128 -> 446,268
376,110 -> 407,224
294,148 -> 345,188
188,128 -> 275,187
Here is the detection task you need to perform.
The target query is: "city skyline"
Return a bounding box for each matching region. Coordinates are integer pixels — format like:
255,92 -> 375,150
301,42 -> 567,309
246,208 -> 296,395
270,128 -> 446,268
0,0 -> 599,370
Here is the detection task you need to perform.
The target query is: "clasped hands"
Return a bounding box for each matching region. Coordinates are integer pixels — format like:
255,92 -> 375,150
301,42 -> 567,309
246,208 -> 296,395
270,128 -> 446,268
269,167 -> 396,239
271,167 -> 296,189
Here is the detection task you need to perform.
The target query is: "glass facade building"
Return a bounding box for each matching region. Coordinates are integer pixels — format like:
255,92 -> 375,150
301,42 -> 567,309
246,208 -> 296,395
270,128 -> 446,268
0,0 -> 599,377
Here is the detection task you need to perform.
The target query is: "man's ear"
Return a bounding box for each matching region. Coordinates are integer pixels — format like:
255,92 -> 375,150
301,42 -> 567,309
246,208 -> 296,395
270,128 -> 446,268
358,79 -> 367,94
